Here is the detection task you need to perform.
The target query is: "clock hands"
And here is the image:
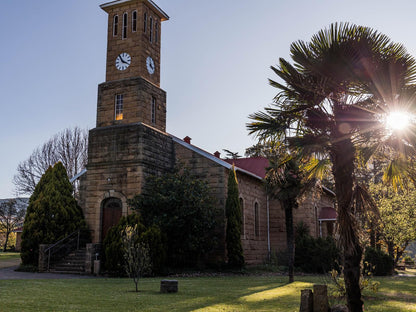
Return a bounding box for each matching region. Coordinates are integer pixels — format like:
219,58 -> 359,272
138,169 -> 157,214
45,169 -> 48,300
118,55 -> 129,64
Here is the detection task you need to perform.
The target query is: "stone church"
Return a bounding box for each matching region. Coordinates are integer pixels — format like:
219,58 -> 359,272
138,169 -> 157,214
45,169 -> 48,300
78,0 -> 336,265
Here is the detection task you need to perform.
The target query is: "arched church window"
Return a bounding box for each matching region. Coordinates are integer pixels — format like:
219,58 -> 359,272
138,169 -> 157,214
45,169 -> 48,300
143,12 -> 147,33
113,15 -> 119,36
254,202 -> 259,237
122,13 -> 128,39
132,10 -> 137,32
240,198 -> 245,236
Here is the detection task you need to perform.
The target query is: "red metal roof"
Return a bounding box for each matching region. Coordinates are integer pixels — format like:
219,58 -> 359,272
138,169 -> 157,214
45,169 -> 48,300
224,157 -> 269,179
318,206 -> 337,220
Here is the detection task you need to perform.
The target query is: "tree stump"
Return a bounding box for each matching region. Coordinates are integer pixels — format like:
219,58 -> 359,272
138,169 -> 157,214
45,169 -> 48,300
160,280 -> 178,293
313,284 -> 329,312
299,289 -> 313,312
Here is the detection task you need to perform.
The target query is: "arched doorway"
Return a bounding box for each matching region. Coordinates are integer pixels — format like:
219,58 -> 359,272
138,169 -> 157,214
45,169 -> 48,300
101,197 -> 122,241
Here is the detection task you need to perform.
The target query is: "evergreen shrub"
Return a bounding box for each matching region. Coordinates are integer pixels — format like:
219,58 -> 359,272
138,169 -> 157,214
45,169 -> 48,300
20,162 -> 89,266
294,222 -> 340,273
364,247 -> 394,276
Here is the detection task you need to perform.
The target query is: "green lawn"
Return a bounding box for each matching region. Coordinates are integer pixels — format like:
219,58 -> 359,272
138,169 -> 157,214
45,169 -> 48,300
0,274 -> 415,312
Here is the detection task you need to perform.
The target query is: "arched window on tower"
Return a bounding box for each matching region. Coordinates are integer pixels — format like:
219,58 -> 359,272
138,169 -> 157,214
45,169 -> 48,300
113,15 -> 119,36
132,10 -> 137,32
115,94 -> 123,120
254,202 -> 259,237
149,16 -> 153,42
155,21 -> 159,44
151,97 -> 156,124
143,12 -> 147,33
122,12 -> 128,39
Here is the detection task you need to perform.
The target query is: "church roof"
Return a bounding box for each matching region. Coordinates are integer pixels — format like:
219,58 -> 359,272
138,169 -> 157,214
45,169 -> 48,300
170,135 -> 264,181
224,157 -> 269,179
100,0 -> 169,21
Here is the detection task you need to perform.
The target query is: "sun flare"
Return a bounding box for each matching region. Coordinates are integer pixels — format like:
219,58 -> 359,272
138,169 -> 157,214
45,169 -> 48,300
385,111 -> 411,131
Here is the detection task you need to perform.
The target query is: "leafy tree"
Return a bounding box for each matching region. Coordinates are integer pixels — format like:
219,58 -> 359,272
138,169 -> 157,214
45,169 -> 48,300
369,183 -> 416,264
129,167 -> 217,268
122,225 -> 151,292
102,214 -> 165,275
20,162 -> 88,266
248,23 -> 416,311
14,127 -> 88,196
0,199 -> 26,251
225,166 -> 244,269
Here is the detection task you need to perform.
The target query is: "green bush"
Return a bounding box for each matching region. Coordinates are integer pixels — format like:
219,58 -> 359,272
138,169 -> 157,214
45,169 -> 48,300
403,255 -> 415,265
294,223 -> 340,273
20,162 -> 89,266
364,247 -> 394,276
102,214 -> 166,275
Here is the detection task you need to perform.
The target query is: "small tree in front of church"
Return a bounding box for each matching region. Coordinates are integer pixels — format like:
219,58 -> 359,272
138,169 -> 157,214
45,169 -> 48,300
225,166 -> 244,269
20,162 -> 88,266
122,224 -> 151,292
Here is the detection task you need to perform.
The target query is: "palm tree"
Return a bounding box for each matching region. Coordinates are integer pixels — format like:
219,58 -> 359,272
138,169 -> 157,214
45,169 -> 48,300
248,23 -> 416,312
266,155 -> 303,283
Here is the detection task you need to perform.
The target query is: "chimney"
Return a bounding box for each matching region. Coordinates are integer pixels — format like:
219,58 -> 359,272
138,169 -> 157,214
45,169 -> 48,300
183,136 -> 192,144
214,151 -> 221,158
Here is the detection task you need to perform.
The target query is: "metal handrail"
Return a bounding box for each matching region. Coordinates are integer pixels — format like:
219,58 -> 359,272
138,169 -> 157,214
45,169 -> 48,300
45,230 -> 81,271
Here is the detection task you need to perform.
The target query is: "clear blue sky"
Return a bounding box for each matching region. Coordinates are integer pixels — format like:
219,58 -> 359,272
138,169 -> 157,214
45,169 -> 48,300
2,0 -> 416,198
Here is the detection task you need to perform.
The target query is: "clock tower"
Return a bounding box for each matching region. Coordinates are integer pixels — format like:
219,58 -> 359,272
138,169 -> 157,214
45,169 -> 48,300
79,0 -> 174,244
97,0 -> 169,130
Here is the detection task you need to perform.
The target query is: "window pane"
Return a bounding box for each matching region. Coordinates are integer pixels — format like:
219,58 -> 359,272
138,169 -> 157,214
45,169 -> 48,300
143,12 -> 147,33
122,13 -> 128,39
115,94 -> 123,120
113,15 -> 118,36
254,203 -> 259,237
132,11 -> 137,32
149,16 -> 153,42
155,22 -> 158,44
151,97 -> 156,124
240,198 -> 244,235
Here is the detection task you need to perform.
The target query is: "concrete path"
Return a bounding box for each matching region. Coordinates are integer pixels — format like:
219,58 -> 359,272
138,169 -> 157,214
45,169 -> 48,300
0,266 -> 96,279
0,259 -> 96,280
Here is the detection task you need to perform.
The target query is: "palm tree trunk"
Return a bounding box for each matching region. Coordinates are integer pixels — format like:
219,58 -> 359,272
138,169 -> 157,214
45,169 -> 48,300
331,135 -> 363,312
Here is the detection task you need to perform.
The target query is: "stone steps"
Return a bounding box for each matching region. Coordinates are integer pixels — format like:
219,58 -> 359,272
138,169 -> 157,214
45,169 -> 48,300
49,248 -> 86,274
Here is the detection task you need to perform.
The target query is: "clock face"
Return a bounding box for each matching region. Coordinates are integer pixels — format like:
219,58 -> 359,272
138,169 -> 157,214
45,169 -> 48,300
115,52 -> 131,71
146,56 -> 155,74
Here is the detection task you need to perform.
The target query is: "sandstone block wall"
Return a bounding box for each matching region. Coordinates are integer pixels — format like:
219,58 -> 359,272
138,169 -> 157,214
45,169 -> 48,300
79,123 -> 175,243
96,77 -> 166,131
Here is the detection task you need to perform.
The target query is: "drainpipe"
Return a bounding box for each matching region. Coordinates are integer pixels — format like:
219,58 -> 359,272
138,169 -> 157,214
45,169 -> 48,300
267,195 -> 271,262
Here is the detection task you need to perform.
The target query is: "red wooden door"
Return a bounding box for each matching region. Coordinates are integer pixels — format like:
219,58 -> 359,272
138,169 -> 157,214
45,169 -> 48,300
101,198 -> 122,241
